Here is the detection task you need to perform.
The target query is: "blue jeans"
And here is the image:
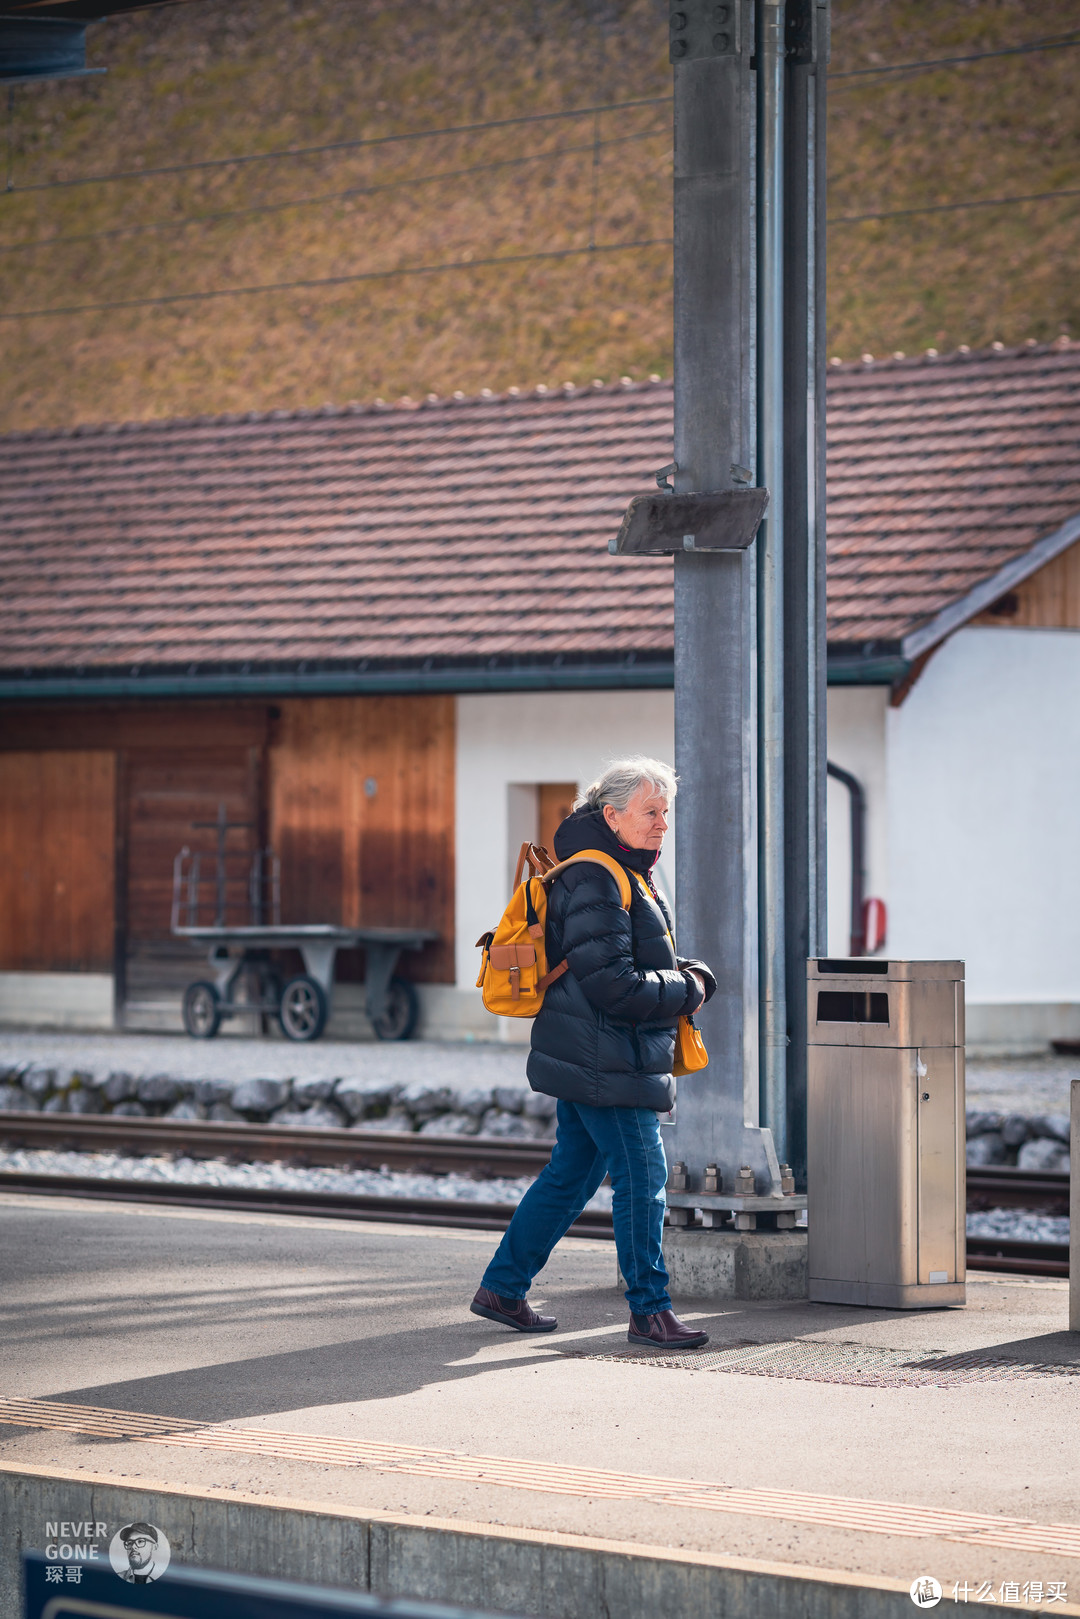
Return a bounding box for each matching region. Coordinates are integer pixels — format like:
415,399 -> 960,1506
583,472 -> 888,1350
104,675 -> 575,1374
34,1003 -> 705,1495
481,1099 -> 671,1316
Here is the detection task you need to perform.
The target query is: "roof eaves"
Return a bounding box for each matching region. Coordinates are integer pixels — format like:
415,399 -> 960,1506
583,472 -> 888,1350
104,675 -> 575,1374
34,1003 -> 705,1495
901,506 -> 1080,662
0,650 -> 676,700
824,644 -> 908,685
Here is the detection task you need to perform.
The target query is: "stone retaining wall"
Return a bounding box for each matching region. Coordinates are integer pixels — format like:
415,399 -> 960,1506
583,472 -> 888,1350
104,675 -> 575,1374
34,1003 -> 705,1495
0,1062 -> 555,1141
965,1110 -> 1069,1173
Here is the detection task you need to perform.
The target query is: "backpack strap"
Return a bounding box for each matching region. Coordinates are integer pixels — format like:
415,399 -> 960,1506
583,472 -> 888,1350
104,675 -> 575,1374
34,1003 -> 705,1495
513,840 -> 556,889
543,849 -> 633,911
535,850 -> 634,997
537,959 -> 569,992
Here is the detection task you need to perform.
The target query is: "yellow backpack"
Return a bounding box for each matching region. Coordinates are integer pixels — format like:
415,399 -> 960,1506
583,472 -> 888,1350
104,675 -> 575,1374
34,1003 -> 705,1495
475,841 -> 632,1017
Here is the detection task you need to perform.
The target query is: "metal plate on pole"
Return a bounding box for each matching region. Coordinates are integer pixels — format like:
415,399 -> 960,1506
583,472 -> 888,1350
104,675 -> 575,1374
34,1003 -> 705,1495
609,488 -> 769,556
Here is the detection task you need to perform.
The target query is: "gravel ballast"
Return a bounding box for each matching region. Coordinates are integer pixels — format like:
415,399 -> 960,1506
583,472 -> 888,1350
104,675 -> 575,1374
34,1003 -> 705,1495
0,1145 -> 614,1213
0,1036 -> 1071,1247
0,1146 -> 1052,1247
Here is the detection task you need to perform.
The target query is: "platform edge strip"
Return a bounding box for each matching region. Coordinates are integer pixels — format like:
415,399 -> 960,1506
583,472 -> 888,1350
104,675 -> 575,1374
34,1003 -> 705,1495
5,1459 -> 1070,1619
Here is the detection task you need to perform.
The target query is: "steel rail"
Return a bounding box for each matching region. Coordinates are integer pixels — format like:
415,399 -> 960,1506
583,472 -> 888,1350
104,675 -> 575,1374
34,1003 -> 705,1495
966,1165 -> 1070,1212
0,1115 -> 1068,1197
0,1109 -> 552,1178
0,1170 -> 614,1239
965,1237 -> 1069,1278
966,1166 -> 1070,1277
0,1170 -> 1065,1275
0,1115 -> 1069,1275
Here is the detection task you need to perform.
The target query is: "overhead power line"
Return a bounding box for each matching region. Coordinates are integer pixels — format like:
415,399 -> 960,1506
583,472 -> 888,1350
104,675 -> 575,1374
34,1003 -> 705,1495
830,29 -> 1080,83
0,125 -> 669,257
828,184 -> 1080,227
2,177 -> 1078,319
3,175 -> 1077,319
0,235 -> 674,321
1,94 -> 671,197
2,31 -> 1076,201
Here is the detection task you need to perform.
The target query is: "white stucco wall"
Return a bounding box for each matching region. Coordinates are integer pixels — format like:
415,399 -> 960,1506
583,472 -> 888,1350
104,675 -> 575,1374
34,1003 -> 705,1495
455,690 -> 676,1033
887,627 -> 1080,1011
824,685 -> 889,958
0,971 -> 114,1030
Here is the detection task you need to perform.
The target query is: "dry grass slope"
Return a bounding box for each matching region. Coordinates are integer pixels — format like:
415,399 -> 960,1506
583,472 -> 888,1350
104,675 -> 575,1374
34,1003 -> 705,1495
0,0 -> 1077,431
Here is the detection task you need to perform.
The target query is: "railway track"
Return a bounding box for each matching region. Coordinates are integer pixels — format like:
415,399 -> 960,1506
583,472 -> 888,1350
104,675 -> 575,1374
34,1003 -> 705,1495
966,1165 -> 1070,1277
0,1112 -> 1070,1275
0,1169 -> 614,1238
0,1108 -> 551,1178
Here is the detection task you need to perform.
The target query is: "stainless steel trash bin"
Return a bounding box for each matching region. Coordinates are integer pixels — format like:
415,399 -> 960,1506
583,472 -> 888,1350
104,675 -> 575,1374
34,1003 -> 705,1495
807,958 -> 965,1308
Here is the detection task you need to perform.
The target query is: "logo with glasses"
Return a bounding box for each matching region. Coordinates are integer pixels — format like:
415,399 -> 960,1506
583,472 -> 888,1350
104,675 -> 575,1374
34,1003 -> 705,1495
108,1522 -> 171,1584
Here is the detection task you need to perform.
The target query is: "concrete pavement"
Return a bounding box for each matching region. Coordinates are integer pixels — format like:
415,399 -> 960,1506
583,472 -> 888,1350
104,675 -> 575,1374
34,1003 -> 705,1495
1,1190 -> 1078,1615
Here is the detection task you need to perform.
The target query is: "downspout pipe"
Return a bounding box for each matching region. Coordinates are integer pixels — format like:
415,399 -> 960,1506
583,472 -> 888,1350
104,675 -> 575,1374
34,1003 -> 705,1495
827,760 -> 866,956
757,0 -> 787,1160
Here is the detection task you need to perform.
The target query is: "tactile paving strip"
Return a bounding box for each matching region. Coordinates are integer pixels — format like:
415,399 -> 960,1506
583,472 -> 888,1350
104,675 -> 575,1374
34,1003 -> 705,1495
561,1339 -> 1080,1387
2,1396 -> 1080,1558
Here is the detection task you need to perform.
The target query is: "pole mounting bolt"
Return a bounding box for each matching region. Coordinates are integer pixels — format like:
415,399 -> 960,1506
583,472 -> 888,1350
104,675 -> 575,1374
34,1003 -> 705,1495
668,1160 -> 689,1191
735,1165 -> 755,1195
779,1162 -> 795,1195
669,0 -> 740,61
702,1163 -> 720,1193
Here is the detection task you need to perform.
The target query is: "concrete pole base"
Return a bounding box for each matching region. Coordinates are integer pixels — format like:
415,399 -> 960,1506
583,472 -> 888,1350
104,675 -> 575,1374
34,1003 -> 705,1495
619,1229 -> 808,1302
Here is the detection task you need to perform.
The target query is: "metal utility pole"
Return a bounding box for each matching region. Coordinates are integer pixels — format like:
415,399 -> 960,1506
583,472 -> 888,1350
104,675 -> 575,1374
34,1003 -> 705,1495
659,0 -> 829,1216
757,0 -> 787,1162
782,0 -> 829,1189
668,0 -> 776,1198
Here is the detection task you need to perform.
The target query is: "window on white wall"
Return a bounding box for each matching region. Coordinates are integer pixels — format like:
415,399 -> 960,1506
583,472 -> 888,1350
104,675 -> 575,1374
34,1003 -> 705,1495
506,782 -> 577,889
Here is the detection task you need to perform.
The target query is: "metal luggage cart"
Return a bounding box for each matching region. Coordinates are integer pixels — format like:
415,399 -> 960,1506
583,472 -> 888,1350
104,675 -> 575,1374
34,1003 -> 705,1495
170,839 -> 436,1043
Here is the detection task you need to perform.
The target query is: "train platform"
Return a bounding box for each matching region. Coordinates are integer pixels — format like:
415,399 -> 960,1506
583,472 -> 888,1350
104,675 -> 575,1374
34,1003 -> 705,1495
1,1188 -> 1078,1619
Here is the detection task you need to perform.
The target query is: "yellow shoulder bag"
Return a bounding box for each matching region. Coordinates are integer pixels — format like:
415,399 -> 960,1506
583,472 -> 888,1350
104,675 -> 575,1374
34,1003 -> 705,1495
630,873 -> 709,1076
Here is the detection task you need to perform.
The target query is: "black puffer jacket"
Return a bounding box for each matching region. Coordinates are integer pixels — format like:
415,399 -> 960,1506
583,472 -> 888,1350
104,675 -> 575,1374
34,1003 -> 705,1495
527,806 -> 716,1110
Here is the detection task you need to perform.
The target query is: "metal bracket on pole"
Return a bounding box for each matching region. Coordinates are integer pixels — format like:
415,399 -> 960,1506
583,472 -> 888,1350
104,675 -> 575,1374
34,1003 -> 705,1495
609,488 -> 769,556
668,0 -> 742,62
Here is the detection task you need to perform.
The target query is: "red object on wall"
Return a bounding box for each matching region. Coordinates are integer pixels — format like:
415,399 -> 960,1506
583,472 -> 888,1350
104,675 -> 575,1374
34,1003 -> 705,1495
863,897 -> 887,955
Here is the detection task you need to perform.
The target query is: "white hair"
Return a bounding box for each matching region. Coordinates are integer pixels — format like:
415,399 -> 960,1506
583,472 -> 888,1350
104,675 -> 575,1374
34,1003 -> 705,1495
576,756 -> 678,814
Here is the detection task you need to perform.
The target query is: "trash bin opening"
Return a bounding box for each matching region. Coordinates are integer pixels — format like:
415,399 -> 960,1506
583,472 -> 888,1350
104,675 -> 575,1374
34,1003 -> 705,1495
816,990 -> 890,1025
816,959 -> 889,975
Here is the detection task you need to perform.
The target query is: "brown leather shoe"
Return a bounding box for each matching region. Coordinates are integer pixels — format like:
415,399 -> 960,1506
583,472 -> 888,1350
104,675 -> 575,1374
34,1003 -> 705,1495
470,1286 -> 558,1333
628,1309 -> 709,1349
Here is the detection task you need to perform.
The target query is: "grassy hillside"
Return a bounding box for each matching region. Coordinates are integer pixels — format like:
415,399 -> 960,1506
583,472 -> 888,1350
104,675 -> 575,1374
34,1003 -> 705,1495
0,0 -> 1077,430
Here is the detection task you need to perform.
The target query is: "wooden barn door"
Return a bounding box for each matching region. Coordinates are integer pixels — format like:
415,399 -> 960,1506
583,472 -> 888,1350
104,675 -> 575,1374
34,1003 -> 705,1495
119,746 -> 262,1020
0,750 -> 115,974
269,695 -> 454,984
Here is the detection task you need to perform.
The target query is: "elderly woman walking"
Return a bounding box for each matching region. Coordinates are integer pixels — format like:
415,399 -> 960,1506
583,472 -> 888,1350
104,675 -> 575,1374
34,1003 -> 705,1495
470,757 -> 716,1349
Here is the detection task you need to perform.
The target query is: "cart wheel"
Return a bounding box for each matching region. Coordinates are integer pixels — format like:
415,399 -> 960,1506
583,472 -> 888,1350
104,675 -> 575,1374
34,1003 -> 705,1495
279,975 -> 328,1042
372,976 -> 419,1042
183,980 -> 221,1039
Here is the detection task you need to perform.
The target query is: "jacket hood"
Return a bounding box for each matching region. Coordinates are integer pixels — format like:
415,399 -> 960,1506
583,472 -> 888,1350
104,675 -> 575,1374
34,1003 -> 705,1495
552,803 -> 661,877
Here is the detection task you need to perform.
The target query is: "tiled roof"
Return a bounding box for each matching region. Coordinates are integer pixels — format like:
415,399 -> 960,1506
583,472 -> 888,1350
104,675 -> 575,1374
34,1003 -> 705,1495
1,339 -> 1078,678
826,339 -> 1080,646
